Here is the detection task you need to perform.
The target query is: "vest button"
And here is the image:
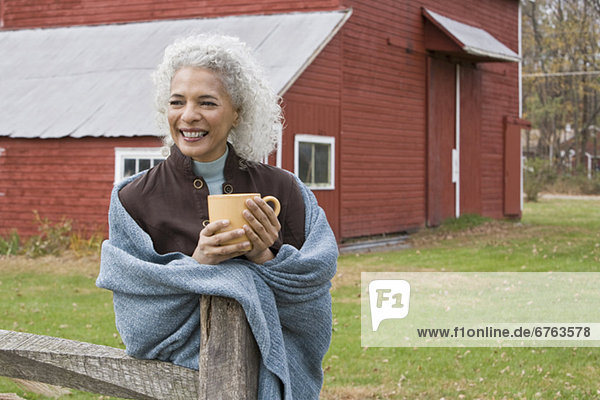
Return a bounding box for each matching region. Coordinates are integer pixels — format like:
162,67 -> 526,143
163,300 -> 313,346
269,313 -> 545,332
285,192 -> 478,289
202,220 -> 210,227
223,183 -> 234,194
193,178 -> 204,189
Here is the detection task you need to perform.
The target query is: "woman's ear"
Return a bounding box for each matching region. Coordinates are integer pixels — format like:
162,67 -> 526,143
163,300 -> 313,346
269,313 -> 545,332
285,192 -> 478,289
232,110 -> 240,128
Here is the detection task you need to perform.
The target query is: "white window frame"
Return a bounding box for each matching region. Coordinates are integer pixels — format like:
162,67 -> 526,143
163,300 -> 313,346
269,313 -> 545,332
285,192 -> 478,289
114,147 -> 165,183
294,134 -> 335,190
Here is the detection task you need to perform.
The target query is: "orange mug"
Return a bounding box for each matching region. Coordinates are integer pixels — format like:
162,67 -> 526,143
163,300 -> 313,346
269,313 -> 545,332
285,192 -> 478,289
207,193 -> 281,247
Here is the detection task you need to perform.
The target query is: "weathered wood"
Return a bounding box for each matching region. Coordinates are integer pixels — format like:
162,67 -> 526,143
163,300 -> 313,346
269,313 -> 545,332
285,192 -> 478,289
0,330 -> 198,400
0,393 -> 26,400
199,296 -> 260,400
0,296 -> 259,399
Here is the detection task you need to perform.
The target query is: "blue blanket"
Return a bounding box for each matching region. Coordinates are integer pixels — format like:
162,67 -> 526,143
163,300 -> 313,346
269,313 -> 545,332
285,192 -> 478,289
96,173 -> 338,400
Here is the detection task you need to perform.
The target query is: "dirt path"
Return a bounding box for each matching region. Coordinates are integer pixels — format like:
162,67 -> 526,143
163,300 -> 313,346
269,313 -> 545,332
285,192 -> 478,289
540,193 -> 600,200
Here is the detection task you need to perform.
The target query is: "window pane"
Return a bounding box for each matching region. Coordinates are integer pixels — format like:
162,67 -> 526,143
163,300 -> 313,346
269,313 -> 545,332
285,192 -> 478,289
138,158 -> 151,171
116,148 -> 166,183
297,140 -> 333,187
123,159 -> 136,178
298,142 -> 314,184
314,143 -> 331,184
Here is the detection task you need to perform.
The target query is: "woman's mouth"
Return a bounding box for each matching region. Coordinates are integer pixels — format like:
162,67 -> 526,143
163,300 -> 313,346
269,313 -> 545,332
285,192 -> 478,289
180,129 -> 208,140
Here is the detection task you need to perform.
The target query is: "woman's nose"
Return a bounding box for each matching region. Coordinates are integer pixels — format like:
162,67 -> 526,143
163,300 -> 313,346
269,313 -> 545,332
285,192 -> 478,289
182,103 -> 201,123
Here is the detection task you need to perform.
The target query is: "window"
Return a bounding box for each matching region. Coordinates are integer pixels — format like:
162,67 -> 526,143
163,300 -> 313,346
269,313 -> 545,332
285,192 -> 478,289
114,147 -> 165,182
294,134 -> 335,190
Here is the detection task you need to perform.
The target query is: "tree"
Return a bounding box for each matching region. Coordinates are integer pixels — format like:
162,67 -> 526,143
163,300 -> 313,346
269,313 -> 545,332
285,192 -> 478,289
522,0 -> 600,172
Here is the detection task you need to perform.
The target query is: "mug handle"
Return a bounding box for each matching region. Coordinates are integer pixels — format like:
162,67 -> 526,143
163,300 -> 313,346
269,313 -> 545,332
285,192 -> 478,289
261,195 -> 281,217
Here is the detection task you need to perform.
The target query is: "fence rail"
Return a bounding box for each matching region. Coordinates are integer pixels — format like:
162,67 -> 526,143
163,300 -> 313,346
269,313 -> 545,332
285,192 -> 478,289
0,296 -> 258,400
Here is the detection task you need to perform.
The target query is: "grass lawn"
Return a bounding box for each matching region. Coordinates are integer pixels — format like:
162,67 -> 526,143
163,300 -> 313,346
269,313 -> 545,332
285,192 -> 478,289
1,197 -> 600,399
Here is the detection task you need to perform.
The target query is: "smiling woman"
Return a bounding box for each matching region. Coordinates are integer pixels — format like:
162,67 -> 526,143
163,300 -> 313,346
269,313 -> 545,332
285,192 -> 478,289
96,33 -> 338,400
167,67 -> 239,163
121,34 -> 307,263
153,34 -> 281,163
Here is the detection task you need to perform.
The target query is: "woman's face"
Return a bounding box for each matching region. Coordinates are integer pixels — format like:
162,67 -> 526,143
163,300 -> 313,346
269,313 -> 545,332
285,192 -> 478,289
168,66 -> 239,162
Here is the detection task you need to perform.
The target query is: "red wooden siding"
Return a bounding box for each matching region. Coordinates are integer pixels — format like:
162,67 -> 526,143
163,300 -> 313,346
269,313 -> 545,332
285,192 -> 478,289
281,34 -> 342,239
0,0 -> 523,242
338,0 -> 520,236
504,117 -> 530,218
339,0 -> 427,238
459,64 -> 482,215
504,119 -> 521,217
0,136 -> 162,238
1,0 -> 341,29
422,0 -> 520,219
481,63 -> 520,218
417,0 -> 521,220
426,56 -> 456,227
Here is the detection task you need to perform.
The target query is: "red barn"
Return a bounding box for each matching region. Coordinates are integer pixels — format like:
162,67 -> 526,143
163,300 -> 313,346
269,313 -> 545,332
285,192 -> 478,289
0,0 -> 527,243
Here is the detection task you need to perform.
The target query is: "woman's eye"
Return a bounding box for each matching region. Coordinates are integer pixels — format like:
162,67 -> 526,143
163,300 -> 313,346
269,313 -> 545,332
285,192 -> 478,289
169,100 -> 184,106
200,101 -> 217,107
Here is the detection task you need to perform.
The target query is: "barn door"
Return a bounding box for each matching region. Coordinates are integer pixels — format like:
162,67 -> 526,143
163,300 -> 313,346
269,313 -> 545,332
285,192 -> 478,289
459,64 -> 482,215
504,117 -> 529,218
427,58 -> 482,226
427,57 -> 456,227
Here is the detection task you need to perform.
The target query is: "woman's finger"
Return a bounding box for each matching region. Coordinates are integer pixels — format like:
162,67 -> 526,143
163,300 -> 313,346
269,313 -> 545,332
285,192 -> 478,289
243,222 -> 266,248
253,197 -> 281,228
244,198 -> 268,225
194,222 -> 251,264
201,219 -> 230,237
243,209 -> 268,236
244,199 -> 281,233
208,228 -> 246,246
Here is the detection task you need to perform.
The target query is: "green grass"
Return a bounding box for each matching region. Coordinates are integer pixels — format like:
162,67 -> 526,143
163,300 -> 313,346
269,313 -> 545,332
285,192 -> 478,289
324,198 -> 600,399
0,255 -> 122,399
2,198 -> 600,399
2,273 -> 120,346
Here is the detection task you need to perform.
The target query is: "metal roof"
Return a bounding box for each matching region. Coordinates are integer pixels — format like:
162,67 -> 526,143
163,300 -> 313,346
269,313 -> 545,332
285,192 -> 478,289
0,10 -> 351,139
423,8 -> 520,63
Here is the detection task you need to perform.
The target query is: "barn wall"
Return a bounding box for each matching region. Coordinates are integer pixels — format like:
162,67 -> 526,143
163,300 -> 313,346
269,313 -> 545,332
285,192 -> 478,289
1,0 -> 341,29
1,0 -> 522,242
338,0 -> 427,239
481,63 -> 520,218
426,56 -> 457,227
419,0 -> 520,220
281,34 -> 342,239
0,136 -> 162,238
336,0 -> 520,238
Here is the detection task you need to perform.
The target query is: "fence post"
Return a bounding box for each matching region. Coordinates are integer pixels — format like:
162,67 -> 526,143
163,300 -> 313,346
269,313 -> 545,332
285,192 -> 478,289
198,296 -> 260,400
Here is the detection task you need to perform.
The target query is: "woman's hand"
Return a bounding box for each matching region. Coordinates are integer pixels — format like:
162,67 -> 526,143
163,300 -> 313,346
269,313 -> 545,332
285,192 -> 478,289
192,220 -> 251,265
242,197 -> 282,264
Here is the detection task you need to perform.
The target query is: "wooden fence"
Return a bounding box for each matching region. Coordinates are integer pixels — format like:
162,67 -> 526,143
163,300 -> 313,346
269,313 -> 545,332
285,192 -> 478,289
0,296 -> 259,399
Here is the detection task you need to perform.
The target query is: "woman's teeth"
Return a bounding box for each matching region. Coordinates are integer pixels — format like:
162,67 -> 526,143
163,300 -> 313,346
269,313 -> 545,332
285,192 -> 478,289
181,130 -> 208,138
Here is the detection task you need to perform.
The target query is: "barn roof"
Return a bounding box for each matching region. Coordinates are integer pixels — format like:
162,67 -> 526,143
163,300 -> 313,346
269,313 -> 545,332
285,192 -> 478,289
423,8 -> 520,63
0,10 -> 351,139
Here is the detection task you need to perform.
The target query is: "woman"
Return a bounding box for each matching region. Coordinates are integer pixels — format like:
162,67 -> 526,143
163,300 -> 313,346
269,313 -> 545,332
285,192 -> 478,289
97,34 -> 338,400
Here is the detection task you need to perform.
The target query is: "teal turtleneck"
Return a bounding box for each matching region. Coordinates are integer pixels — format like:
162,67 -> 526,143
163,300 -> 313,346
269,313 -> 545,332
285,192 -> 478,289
191,146 -> 229,195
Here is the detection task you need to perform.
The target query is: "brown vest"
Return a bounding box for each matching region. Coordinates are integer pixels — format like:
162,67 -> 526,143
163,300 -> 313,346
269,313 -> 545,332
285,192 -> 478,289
118,145 -> 306,256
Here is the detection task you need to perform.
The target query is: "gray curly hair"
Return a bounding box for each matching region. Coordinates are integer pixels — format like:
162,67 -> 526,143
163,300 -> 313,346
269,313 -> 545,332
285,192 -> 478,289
152,34 -> 282,162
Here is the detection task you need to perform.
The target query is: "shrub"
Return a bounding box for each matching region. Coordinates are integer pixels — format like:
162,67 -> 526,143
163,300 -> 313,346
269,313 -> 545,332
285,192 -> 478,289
523,158 -> 556,202
545,173 -> 600,195
1,212 -> 105,258
578,175 -> 600,194
69,231 -> 105,257
24,211 -> 73,257
0,230 -> 21,256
